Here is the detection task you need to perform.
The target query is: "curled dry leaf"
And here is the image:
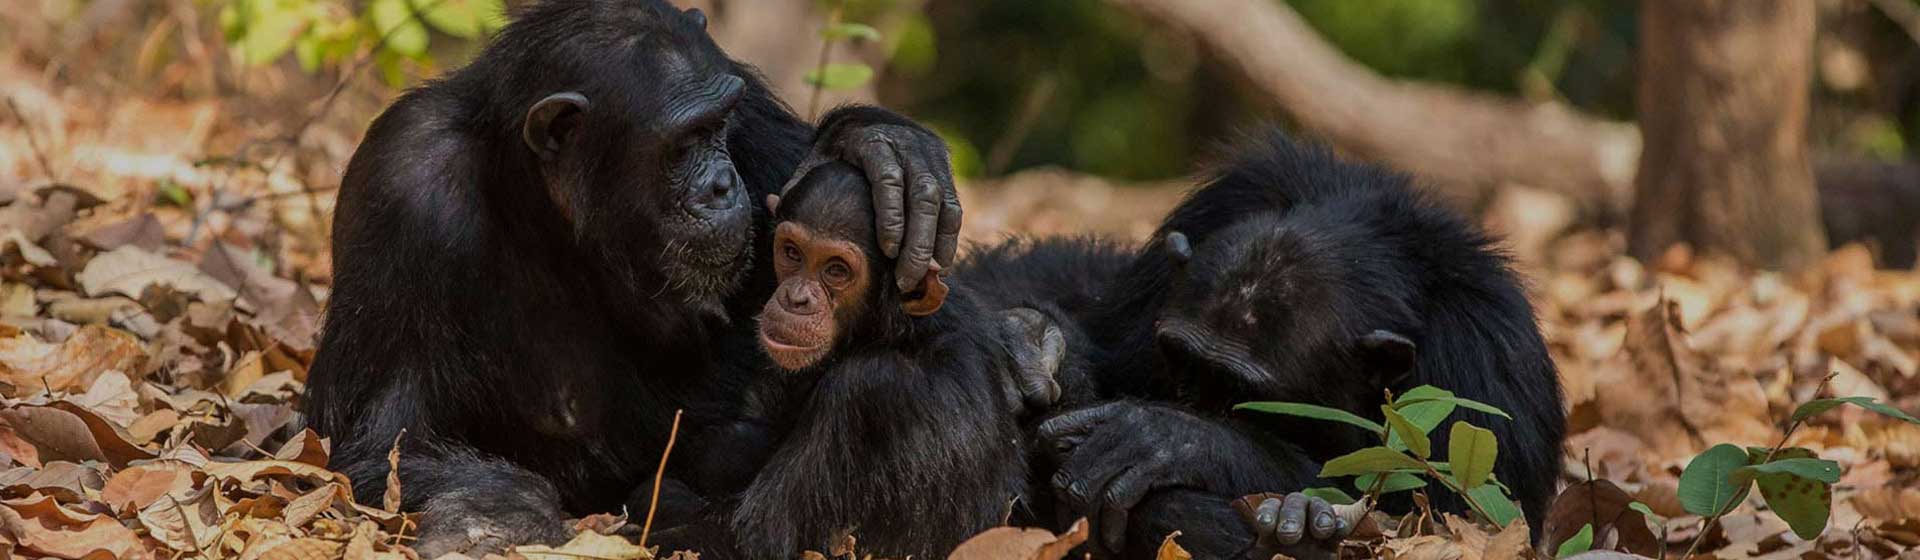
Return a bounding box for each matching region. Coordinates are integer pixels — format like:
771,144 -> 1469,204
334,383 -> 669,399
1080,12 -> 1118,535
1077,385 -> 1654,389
947,517 -> 1091,560
1541,479 -> 1660,557
0,323 -> 145,397
100,461 -> 200,514
0,493 -> 146,558
516,530 -> 657,560
77,245 -> 237,303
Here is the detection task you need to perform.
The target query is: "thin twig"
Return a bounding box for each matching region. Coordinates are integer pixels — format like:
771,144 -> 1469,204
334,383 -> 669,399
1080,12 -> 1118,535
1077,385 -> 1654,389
638,409 -> 684,548
805,2 -> 845,120
5,97 -> 60,183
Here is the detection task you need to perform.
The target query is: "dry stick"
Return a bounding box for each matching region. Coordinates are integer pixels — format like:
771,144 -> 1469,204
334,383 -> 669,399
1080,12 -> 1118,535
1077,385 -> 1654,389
638,409 -> 685,549
1679,372 -> 1838,559
5,97 -> 60,183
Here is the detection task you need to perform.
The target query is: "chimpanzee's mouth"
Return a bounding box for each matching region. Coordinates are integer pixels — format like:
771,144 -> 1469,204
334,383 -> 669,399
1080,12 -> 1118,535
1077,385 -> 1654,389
757,325 -> 830,371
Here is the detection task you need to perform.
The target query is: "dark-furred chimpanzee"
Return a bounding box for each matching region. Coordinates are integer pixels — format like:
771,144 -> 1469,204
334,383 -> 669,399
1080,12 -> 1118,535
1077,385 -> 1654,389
304,1 -> 968,555
1029,131 -> 1564,557
723,161 -> 1042,558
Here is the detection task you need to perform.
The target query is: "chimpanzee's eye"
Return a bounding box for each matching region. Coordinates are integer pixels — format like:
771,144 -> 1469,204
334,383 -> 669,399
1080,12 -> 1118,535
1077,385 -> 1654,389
824,260 -> 852,285
782,243 -> 803,264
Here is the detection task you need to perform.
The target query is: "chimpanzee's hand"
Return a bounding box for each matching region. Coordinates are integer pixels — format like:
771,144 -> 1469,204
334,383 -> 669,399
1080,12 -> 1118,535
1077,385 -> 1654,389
1234,492 -> 1351,560
998,307 -> 1066,416
803,106 -> 960,291
1037,402 -> 1285,556
412,480 -> 573,557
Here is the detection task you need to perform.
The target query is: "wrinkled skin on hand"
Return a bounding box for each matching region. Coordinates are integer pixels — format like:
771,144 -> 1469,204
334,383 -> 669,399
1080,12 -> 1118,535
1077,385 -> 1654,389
1037,402 -> 1348,558
792,107 -> 962,291
411,481 -> 573,557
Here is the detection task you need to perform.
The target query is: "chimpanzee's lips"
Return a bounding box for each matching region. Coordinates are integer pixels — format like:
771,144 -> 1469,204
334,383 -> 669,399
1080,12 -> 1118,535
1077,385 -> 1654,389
757,323 -> 829,370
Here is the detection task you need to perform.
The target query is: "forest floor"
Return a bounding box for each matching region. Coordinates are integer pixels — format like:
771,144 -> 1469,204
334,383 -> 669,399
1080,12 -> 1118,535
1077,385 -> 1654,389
3,30 -> 1920,560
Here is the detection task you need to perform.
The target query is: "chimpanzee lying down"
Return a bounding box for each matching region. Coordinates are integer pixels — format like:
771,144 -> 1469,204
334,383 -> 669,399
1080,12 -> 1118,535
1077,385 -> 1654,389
714,160 -> 1077,558
968,130 -> 1565,558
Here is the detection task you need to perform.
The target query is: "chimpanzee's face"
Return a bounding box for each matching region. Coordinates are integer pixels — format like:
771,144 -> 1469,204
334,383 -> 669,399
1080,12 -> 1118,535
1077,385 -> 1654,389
522,7 -> 755,312
1153,217 -> 1335,401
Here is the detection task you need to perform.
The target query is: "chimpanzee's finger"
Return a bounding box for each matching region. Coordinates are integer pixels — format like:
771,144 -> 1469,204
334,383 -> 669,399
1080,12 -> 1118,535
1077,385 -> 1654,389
844,132 -> 907,258
1036,403 -> 1123,454
1273,492 -> 1311,544
893,172 -> 943,291
1252,496 -> 1284,550
1307,495 -> 1342,540
934,185 -> 962,267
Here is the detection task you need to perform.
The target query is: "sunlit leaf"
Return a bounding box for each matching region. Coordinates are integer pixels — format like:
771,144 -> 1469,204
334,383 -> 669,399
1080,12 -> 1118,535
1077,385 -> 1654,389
411,0 -> 505,39
370,0 -> 430,59
1236,402 -> 1385,435
1382,405 -> 1430,458
1447,421 -> 1497,490
1469,484 -> 1522,527
1355,472 -> 1427,495
821,22 -> 881,42
804,63 -> 874,90
1320,446 -> 1425,478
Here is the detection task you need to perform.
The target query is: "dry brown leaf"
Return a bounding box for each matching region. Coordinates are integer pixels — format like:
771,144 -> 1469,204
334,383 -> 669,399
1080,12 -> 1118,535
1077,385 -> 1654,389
283,482 -> 348,528
251,538 -> 345,560
0,324 -> 145,397
100,462 -> 199,513
384,430 -> 404,513
1155,530 -> 1192,560
1540,479 -> 1659,558
202,459 -> 353,489
0,493 -> 146,558
138,481 -> 224,552
516,530 -> 656,560
77,245 -> 236,303
1382,534 -> 1464,560
125,407 -> 180,445
0,460 -> 104,502
274,428 -> 331,467
0,401 -> 155,468
0,421 -> 41,467
947,518 -> 1090,560
1480,521 -> 1529,560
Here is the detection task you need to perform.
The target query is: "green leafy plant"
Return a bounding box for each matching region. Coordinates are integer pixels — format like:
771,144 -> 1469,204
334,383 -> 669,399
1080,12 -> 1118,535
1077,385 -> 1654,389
1674,379 -> 1919,557
804,3 -> 882,118
1236,385 -> 1521,528
218,0 -> 506,85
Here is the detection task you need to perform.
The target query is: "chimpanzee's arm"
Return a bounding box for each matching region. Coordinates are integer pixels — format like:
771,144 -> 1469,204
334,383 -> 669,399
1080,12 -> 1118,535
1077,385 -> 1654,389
1037,402 -> 1347,558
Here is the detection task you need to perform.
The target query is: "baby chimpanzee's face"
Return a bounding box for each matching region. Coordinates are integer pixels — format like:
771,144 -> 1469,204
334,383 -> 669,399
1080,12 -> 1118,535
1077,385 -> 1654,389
758,220 -> 873,370
754,162 -> 947,371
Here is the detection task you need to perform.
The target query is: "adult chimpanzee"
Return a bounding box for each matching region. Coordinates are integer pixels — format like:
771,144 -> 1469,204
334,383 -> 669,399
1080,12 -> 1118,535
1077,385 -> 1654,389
305,1 -> 966,555
1023,131 -> 1564,557
723,161 -> 1043,558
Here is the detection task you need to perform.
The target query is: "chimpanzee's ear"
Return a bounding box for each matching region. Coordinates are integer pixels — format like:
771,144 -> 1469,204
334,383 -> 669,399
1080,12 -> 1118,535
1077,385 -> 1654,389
902,263 -> 949,317
1166,231 -> 1193,266
1358,329 -> 1416,384
765,194 -> 782,217
524,92 -> 590,161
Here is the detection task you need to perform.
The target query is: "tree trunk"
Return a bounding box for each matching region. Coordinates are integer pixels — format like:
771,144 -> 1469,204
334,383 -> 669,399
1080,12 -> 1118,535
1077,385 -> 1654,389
1629,0 -> 1826,270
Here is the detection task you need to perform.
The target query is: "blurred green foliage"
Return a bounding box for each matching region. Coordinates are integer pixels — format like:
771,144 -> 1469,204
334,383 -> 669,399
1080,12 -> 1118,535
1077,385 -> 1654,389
219,0 -> 504,85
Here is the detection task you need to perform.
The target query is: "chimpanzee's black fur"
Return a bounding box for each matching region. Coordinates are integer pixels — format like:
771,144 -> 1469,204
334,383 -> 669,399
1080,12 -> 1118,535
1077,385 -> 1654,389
993,131 -> 1563,557
304,1 -> 955,555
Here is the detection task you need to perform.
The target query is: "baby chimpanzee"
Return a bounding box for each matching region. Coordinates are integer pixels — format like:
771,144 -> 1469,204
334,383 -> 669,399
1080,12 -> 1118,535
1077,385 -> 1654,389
729,161 -> 1041,558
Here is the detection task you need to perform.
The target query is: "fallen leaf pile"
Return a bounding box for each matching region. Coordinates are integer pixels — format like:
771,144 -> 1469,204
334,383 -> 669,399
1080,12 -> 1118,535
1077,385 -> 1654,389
6,20 -> 1920,560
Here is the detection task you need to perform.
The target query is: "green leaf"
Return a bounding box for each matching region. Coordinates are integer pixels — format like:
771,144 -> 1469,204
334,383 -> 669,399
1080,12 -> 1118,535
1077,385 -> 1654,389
157,181 -> 192,208
1382,405 -> 1431,458
294,34 -> 323,72
803,63 -> 874,90
411,0 -> 505,39
1468,484 -> 1522,527
1754,467 -> 1833,540
1554,523 -> 1593,558
1732,458 -> 1842,486
1679,443 -> 1750,517
1355,472 -> 1427,495
370,0 -> 430,59
1628,501 -> 1663,522
1792,396 -> 1920,424
1388,397 -> 1455,451
1303,487 -> 1357,506
1236,402 -> 1386,435
1320,446 -> 1426,478
820,22 -> 881,42
238,5 -> 308,65
1448,421 -> 1498,490
1394,395 -> 1512,420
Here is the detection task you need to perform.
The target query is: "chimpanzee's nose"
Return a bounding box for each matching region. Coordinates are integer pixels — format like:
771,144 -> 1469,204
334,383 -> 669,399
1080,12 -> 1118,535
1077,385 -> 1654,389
785,288 -> 818,313
695,167 -> 739,211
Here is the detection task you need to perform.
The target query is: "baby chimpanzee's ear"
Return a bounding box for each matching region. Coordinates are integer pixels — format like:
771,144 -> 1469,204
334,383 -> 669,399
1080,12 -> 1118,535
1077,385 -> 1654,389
1358,329 -> 1416,385
902,263 -> 949,317
765,194 -> 782,217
